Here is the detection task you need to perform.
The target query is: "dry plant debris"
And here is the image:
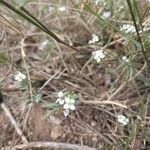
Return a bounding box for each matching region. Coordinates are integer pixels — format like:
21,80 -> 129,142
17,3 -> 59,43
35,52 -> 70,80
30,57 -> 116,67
0,0 -> 150,150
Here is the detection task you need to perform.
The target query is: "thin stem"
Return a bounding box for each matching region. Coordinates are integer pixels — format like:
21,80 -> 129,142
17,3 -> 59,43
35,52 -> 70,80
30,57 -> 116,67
126,0 -> 150,68
0,0 -> 79,52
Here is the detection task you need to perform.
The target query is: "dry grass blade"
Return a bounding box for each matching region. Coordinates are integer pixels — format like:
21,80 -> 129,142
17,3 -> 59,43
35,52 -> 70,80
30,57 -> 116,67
12,141 -> 96,150
1,103 -> 28,144
81,100 -> 127,109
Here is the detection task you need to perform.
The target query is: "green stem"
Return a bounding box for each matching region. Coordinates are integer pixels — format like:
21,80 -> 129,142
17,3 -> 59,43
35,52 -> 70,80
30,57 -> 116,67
0,0 -> 79,51
126,0 -> 150,68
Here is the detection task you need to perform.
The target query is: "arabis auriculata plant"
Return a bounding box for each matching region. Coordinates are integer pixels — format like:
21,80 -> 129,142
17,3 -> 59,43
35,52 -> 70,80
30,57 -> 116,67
56,91 -> 77,117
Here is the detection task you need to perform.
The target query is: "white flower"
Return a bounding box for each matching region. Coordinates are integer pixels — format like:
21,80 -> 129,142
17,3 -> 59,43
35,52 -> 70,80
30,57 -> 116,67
56,90 -> 77,117
39,39 -> 49,50
64,109 -> 69,117
56,98 -> 64,105
64,97 -> 76,110
120,24 -> 136,33
117,115 -> 129,126
58,6 -> 66,12
88,34 -> 99,44
122,56 -> 129,62
57,91 -> 64,98
92,50 -> 105,63
14,71 -> 26,82
102,11 -> 111,19
63,103 -> 75,110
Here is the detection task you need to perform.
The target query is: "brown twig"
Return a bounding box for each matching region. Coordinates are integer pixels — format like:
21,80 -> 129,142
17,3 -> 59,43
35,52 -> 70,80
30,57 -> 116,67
1,103 -> 28,144
21,38 -> 33,102
12,141 -> 96,150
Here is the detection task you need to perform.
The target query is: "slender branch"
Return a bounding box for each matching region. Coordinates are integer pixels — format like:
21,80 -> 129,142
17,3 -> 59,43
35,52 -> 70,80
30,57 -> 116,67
1,103 -> 28,144
126,0 -> 150,68
0,0 -> 79,52
11,141 -> 96,150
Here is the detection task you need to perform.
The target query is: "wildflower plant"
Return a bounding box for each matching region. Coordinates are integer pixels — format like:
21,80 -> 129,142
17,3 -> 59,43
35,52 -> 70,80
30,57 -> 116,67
1,0 -> 150,149
56,91 -> 77,117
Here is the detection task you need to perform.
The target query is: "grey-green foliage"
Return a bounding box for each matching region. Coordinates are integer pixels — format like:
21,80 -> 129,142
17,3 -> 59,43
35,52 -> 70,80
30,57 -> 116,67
32,93 -> 42,103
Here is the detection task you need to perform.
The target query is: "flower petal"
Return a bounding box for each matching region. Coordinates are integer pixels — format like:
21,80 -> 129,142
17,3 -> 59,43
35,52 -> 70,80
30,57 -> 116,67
63,103 -> 70,109
58,91 -> 64,98
69,104 -> 76,110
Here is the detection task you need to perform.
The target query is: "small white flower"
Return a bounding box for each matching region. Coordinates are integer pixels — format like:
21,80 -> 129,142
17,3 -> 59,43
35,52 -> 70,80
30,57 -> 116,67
56,90 -> 77,117
88,34 -> 99,44
92,50 -> 105,63
57,91 -> 64,98
120,24 -> 136,33
63,103 -> 70,109
63,103 -> 76,110
14,71 -> 26,82
58,6 -> 66,12
122,56 -> 129,62
64,109 -> 69,117
102,11 -> 111,19
56,98 -> 64,105
64,97 -> 76,110
117,115 -> 129,126
39,39 -> 49,50
69,104 -> 76,110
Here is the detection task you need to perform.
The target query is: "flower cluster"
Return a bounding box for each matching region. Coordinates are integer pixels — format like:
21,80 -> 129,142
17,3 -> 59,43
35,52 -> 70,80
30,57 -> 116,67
39,39 -> 49,50
120,24 -> 136,33
58,6 -> 66,12
14,71 -> 26,82
122,56 -> 129,62
56,91 -> 77,117
117,115 -> 129,126
88,34 -> 99,44
102,11 -> 111,19
92,50 -> 105,63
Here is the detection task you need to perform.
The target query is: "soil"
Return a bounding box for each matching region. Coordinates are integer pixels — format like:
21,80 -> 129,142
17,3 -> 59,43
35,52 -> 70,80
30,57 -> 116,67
0,93 -> 106,149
